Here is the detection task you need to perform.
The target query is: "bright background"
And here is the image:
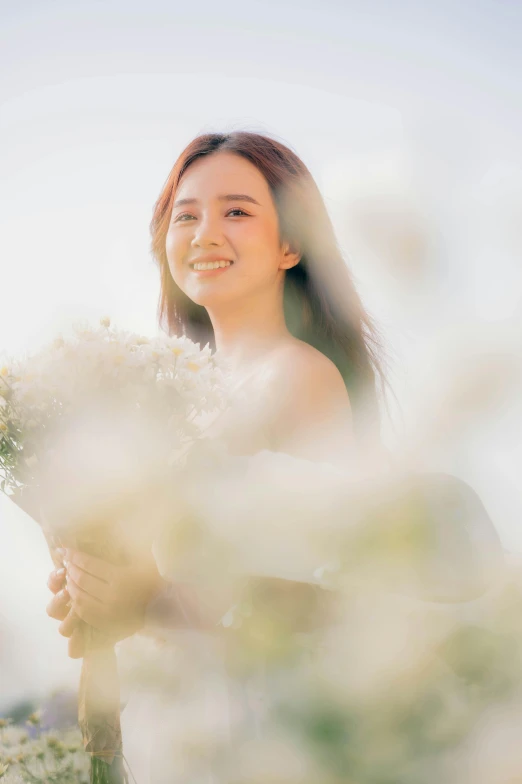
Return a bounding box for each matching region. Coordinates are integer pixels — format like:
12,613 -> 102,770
1,0 -> 521,709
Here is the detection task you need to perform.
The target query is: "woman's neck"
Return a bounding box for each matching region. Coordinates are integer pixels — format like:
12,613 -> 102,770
215,330 -> 294,380
208,294 -> 293,374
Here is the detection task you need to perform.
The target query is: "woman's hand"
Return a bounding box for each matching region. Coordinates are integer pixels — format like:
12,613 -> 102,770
63,547 -> 167,642
46,567 -> 86,659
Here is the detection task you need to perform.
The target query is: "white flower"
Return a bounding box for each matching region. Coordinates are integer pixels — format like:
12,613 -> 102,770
0,318 -> 231,496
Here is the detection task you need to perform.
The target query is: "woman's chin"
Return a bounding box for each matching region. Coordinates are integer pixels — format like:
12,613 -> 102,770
186,284 -> 239,309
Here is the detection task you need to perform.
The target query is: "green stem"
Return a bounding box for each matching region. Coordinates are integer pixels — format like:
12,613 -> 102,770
91,755 -> 128,784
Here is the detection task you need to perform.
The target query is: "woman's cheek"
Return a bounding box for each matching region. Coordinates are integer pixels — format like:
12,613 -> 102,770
165,239 -> 185,289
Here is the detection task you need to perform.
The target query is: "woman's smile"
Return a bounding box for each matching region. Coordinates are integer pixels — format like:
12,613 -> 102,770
189,256 -> 235,277
190,262 -> 234,278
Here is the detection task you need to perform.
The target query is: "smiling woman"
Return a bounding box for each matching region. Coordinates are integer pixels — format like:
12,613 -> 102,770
44,129 -> 395,784
39,129 -> 513,784
150,131 -> 392,453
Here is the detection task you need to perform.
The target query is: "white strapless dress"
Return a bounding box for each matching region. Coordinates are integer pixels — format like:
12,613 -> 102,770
119,445 -> 508,784
118,448 -> 353,784
119,631 -> 236,784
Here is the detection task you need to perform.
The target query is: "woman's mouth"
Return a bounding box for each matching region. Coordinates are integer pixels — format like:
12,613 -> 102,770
190,260 -> 234,277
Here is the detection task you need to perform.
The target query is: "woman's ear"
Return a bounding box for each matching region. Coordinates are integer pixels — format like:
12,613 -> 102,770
279,242 -> 301,271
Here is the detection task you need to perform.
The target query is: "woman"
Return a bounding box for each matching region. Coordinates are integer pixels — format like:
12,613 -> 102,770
45,130 -> 391,779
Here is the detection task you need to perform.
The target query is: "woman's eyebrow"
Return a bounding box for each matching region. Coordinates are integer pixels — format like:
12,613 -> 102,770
173,193 -> 262,208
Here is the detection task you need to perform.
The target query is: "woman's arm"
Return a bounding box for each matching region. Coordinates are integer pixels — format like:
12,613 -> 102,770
141,580 -> 227,634
264,346 -> 356,465
142,573 -> 339,640
52,464 -> 506,653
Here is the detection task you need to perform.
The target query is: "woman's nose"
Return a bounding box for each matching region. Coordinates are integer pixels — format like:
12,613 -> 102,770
190,215 -> 225,248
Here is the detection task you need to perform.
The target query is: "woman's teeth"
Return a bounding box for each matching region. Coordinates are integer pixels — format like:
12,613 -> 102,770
193,260 -> 232,270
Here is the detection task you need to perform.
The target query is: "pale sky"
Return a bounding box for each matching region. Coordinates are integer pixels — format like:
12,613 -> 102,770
1,0 -> 521,708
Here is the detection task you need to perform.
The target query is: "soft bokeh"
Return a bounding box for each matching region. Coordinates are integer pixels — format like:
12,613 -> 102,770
1,1 -> 521,780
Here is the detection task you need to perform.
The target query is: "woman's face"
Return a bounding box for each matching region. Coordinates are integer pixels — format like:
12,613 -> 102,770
165,151 -> 298,309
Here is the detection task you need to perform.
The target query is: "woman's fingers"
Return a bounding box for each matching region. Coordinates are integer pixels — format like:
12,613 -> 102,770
46,588 -> 71,622
66,562 -> 108,602
66,577 -> 108,630
65,549 -> 113,583
47,568 -> 66,595
70,597 -> 107,630
68,626 -> 86,659
58,607 -> 79,638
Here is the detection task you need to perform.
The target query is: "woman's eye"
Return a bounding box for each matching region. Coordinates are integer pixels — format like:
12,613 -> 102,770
226,209 -> 248,217
174,208 -> 248,223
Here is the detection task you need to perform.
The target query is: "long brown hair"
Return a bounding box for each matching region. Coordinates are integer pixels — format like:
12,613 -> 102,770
150,130 -> 392,442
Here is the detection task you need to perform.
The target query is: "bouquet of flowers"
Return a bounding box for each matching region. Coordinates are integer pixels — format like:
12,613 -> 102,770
0,317 -> 232,783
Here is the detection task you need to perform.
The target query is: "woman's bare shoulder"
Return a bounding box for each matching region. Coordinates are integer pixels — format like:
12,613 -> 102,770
264,338 -> 353,450
259,340 -> 353,459
271,338 -> 349,400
